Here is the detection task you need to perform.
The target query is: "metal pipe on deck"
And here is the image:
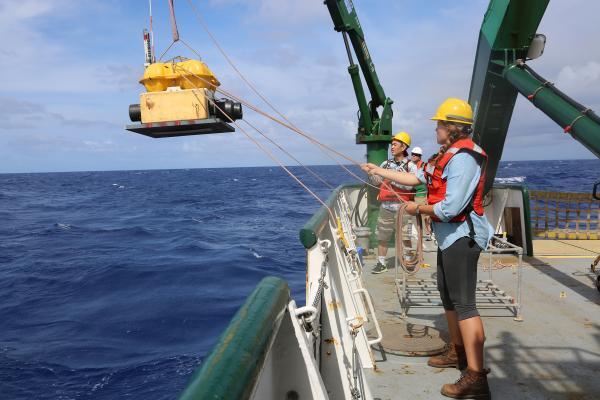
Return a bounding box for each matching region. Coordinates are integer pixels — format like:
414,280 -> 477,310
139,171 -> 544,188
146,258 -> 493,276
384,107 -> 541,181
503,62 -> 600,158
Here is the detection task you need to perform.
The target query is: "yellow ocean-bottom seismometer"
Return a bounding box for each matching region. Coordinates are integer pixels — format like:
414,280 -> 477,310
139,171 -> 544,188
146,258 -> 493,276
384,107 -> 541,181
125,23 -> 242,138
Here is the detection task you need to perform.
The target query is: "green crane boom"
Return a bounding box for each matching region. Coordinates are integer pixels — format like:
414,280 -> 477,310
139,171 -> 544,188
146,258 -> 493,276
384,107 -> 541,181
469,0 -> 600,192
324,0 -> 394,142
324,0 -> 395,236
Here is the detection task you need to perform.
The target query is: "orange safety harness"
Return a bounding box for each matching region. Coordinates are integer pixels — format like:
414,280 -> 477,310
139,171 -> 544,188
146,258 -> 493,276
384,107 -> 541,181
377,159 -> 415,202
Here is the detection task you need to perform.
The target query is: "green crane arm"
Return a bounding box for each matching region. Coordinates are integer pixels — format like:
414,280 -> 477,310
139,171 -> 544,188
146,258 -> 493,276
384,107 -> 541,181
469,0 -> 600,192
503,61 -> 600,159
324,0 -> 395,243
324,0 -> 394,142
468,0 -> 550,192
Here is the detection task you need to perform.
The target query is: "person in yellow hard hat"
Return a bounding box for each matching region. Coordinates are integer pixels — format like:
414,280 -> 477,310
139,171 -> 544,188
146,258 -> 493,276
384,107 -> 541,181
362,98 -> 494,399
369,131 -> 417,274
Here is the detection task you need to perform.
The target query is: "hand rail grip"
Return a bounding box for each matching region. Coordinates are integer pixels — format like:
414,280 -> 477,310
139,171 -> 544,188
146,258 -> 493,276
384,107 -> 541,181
352,288 -> 382,345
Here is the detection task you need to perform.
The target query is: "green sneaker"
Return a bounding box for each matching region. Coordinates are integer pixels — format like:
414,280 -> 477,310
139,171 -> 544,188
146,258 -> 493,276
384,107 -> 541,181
371,262 -> 388,274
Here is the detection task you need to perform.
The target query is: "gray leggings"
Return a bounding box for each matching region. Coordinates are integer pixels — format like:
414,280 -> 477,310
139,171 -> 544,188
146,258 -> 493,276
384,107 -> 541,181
437,237 -> 482,321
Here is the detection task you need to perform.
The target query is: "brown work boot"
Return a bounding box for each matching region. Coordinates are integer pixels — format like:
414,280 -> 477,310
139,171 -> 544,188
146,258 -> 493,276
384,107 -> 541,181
441,368 -> 491,399
428,343 -> 467,370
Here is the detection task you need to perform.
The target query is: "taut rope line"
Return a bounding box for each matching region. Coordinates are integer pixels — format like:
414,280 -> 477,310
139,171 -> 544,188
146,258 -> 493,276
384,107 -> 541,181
174,68 -> 336,222
242,119 -> 335,190
184,0 -> 375,186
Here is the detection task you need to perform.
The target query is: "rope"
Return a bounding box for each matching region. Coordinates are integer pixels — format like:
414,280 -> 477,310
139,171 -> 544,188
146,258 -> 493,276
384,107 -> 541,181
166,33 -> 425,259
135,0 -> 421,225
395,203 -> 424,275
174,55 -> 430,279
242,119 -> 334,189
174,65 -> 420,203
555,239 -> 597,254
183,0 -> 385,190
174,67 -> 336,221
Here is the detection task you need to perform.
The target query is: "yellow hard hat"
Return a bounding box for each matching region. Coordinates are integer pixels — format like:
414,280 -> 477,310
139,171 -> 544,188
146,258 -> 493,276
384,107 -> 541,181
392,131 -> 411,147
430,98 -> 474,125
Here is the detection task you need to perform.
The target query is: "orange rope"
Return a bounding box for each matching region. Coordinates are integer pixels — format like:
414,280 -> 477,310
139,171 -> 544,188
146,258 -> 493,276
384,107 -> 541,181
175,64 -> 417,201
175,69 -> 336,221
184,0 -> 377,188
242,119 -> 334,189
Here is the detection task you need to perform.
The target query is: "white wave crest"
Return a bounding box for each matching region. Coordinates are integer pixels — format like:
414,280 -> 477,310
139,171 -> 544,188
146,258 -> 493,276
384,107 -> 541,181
494,176 -> 526,184
252,251 -> 263,259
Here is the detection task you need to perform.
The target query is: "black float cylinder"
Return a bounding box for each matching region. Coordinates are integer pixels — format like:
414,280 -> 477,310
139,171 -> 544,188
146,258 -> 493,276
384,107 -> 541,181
129,104 -> 141,122
212,99 -> 243,121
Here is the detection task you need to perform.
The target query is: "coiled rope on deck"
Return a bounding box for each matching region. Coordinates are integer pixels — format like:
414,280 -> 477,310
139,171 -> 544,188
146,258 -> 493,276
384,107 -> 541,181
396,203 -> 424,275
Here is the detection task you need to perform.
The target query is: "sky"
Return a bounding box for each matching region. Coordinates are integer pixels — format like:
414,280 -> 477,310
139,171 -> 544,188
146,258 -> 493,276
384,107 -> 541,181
0,0 -> 599,173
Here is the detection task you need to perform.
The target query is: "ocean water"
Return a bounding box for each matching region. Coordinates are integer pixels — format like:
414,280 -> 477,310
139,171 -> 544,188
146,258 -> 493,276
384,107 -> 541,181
0,160 -> 598,399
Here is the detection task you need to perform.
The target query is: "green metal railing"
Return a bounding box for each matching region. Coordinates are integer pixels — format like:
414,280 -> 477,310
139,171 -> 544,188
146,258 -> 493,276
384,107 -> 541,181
300,184 -> 362,249
179,277 -> 290,400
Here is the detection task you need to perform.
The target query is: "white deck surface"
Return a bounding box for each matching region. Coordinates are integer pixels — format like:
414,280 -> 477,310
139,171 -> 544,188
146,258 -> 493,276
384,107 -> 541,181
360,240 -> 600,400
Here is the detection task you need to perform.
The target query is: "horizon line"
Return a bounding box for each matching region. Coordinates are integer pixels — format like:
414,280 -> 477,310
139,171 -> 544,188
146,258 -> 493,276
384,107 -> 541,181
0,158 -> 598,175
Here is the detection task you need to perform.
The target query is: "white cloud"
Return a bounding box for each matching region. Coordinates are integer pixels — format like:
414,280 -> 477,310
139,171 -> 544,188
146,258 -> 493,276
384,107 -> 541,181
1,0 -> 599,172
556,62 -> 600,96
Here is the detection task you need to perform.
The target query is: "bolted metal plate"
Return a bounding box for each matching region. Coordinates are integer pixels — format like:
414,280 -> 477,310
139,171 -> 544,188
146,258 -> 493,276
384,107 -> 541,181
125,117 -> 235,138
375,321 -> 446,357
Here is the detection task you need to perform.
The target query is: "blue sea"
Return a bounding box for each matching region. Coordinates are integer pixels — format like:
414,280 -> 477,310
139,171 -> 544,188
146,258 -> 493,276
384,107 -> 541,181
0,159 -> 598,399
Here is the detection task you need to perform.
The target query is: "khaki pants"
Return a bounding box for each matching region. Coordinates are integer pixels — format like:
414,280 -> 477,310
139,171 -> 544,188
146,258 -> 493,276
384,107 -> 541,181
414,196 -> 431,234
376,207 -> 412,243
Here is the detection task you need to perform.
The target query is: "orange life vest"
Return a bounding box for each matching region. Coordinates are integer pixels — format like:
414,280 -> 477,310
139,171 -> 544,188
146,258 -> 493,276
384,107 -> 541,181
424,138 -> 487,223
377,159 -> 415,202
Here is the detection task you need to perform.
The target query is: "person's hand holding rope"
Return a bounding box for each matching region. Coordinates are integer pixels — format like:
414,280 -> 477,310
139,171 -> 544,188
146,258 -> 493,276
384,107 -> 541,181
360,163 -> 380,175
402,201 -> 419,215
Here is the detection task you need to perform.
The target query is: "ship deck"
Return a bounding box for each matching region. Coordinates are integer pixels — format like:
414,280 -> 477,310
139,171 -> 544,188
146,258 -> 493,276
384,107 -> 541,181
361,239 -> 600,399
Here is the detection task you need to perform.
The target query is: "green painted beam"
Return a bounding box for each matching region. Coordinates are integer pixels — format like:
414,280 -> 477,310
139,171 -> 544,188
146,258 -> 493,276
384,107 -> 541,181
300,184 -> 362,249
324,1 -> 393,237
503,63 -> 600,158
179,277 -> 290,400
468,0 -> 549,192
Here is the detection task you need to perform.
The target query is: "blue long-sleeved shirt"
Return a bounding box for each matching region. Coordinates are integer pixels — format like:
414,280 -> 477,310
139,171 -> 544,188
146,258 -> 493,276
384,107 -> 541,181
416,152 -> 494,250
